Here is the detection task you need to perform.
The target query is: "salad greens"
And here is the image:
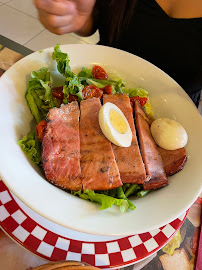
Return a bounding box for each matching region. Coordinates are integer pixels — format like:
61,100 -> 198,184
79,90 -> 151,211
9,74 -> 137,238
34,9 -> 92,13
72,189 -> 134,213
26,67 -> 55,124
18,131 -> 41,164
18,44 -> 152,213
53,44 -> 84,102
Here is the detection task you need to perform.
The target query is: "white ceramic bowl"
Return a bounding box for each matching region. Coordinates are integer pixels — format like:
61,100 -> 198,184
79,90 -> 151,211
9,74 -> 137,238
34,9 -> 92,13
0,44 -> 201,236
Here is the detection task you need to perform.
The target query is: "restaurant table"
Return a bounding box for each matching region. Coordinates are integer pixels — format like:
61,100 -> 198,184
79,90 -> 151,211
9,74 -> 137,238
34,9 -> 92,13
0,35 -> 201,270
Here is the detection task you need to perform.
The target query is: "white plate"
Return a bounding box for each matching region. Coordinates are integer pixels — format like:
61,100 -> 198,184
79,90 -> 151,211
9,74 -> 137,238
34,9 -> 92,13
0,44 -> 201,236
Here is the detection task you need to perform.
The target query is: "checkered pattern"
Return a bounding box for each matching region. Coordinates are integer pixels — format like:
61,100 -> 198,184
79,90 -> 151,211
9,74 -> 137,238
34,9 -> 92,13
0,180 -> 187,269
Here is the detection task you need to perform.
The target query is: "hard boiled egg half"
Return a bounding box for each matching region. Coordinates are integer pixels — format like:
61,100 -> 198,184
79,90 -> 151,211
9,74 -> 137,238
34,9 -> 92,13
99,102 -> 132,147
151,118 -> 188,150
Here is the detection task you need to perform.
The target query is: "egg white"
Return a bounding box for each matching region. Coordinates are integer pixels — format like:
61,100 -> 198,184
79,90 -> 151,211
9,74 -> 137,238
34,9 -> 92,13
99,102 -> 132,147
151,118 -> 188,150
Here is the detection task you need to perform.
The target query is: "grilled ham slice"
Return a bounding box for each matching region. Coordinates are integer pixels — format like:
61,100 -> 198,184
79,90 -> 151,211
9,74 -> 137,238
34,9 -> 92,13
80,98 -> 122,190
41,96 -> 186,192
42,102 -> 82,190
157,146 -> 187,176
134,101 -> 168,190
103,94 -> 147,184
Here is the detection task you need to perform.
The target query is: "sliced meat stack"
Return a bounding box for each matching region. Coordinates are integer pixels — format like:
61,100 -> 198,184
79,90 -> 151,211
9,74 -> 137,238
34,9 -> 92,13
79,98 -> 122,190
42,98 -> 122,191
103,94 -> 147,184
134,101 -> 168,190
42,102 -> 82,190
42,96 -> 187,192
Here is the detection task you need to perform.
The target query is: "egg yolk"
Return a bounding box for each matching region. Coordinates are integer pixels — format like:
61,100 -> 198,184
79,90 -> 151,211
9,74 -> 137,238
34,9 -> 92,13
109,109 -> 127,134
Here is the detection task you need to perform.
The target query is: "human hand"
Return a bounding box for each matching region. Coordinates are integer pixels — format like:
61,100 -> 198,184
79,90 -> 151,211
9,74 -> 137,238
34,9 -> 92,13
34,0 -> 96,35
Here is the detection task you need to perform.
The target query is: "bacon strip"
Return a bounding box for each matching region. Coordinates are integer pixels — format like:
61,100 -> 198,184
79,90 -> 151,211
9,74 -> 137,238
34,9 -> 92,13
103,94 -> 147,184
80,98 -> 122,190
157,146 -> 187,176
134,101 -> 168,190
42,102 -> 82,190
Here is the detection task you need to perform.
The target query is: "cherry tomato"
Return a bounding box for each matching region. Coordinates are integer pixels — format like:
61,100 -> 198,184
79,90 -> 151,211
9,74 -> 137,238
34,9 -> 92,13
52,86 -> 64,100
52,87 -> 78,103
36,120 -> 46,141
82,85 -> 103,100
102,85 -> 112,95
130,96 -> 147,107
92,65 -> 108,80
67,94 -> 78,103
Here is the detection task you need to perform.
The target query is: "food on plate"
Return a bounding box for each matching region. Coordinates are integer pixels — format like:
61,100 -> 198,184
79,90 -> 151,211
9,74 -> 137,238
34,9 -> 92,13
134,101 -> 168,190
92,65 -> 108,80
82,85 -> 103,99
157,146 -> 187,176
99,101 -> 132,147
42,102 -> 82,190
18,44 -> 188,213
79,98 -> 122,190
103,94 -> 147,184
151,118 -> 188,150
42,97 -> 123,191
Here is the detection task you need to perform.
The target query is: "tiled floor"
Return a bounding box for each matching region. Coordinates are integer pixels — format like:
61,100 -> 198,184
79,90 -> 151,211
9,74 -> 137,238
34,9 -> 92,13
0,0 -> 99,51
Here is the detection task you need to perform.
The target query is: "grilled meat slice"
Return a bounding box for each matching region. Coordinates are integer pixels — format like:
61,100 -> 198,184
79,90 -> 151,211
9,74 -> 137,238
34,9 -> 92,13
42,102 -> 82,190
103,94 -> 147,184
157,146 -> 187,176
134,101 -> 168,190
80,98 -> 122,190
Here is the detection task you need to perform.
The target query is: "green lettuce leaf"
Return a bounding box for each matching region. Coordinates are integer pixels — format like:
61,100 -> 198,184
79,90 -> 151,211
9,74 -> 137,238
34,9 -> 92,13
122,87 -> 153,117
30,68 -> 55,107
71,189 -> 134,213
143,100 -> 153,117
122,87 -> 148,98
18,131 -> 41,164
116,186 -> 136,211
78,67 -> 93,78
124,184 -> 141,197
79,77 -> 125,95
114,79 -> 125,93
25,89 -> 43,124
64,75 -> 84,102
85,78 -> 108,88
26,67 -> 55,123
52,44 -> 84,102
52,43 -> 73,78
137,190 -> 150,197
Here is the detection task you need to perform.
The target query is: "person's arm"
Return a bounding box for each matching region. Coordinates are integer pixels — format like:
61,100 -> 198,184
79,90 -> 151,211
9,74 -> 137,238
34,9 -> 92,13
34,0 -> 96,36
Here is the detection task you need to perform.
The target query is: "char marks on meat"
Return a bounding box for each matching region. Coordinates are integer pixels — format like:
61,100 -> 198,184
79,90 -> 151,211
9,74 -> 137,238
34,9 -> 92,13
134,101 -> 168,190
103,94 -> 147,184
41,96 -> 187,192
157,146 -> 187,176
80,98 -> 122,190
42,102 -> 82,190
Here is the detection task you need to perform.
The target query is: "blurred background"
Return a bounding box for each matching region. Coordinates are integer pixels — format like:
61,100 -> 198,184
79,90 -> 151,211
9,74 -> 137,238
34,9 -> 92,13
0,0 -> 99,51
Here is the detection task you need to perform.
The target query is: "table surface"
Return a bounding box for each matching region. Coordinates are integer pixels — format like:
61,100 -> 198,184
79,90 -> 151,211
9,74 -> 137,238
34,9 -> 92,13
0,35 -> 201,270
